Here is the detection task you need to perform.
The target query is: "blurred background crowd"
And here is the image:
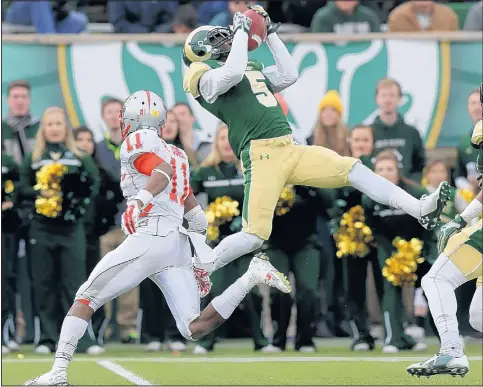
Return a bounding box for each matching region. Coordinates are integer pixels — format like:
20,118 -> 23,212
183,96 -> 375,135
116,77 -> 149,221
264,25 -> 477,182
1,0 -> 482,33
1,0 -> 482,358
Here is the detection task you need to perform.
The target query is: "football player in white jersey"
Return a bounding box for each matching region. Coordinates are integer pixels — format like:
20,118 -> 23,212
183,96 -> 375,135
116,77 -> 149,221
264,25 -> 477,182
24,90 -> 291,386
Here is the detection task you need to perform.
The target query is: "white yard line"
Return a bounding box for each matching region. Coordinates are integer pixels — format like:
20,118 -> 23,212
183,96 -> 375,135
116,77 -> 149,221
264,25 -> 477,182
97,360 -> 153,385
3,356 -> 482,363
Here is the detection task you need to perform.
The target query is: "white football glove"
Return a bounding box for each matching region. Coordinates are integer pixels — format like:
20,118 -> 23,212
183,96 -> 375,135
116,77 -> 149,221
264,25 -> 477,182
232,12 -> 252,34
121,204 -> 140,235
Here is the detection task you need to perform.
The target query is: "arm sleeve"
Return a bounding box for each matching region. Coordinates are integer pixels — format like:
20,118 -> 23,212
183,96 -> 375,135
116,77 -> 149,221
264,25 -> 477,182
19,153 -> 37,200
409,129 -> 426,183
107,2 -> 150,33
133,153 -> 165,176
197,30 -> 249,103
81,155 -> 101,199
261,34 -> 298,94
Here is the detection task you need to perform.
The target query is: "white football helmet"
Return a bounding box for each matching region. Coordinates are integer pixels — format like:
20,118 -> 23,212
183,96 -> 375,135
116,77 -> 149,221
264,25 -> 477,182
120,90 -> 167,139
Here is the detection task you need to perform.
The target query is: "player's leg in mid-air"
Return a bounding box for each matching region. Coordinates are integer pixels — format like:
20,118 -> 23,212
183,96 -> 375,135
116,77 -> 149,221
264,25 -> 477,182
23,232 -> 186,386
150,253 -> 290,344
286,143 -> 451,229
209,137 -> 451,273
406,222 -> 482,378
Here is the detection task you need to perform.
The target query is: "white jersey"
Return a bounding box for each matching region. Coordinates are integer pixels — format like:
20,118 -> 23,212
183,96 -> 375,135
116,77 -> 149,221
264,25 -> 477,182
120,129 -> 191,236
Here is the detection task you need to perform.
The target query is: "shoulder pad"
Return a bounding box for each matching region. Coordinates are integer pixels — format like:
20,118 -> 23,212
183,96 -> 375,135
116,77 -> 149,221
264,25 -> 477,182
120,130 -> 160,162
471,119 -> 482,149
247,60 -> 264,72
183,62 -> 214,98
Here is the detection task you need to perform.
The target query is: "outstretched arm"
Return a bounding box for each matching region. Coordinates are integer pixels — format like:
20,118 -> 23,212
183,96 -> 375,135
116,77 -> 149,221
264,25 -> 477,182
262,34 -> 298,93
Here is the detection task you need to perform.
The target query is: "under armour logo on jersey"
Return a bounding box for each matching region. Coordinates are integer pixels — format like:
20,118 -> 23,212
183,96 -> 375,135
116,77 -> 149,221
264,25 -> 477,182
260,154 -> 270,160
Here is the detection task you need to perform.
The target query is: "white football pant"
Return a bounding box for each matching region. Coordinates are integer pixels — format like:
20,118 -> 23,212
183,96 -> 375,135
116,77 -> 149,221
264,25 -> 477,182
76,229 -> 201,339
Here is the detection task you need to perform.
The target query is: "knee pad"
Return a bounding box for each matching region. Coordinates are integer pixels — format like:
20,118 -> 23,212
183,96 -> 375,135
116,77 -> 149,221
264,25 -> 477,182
242,232 -> 264,251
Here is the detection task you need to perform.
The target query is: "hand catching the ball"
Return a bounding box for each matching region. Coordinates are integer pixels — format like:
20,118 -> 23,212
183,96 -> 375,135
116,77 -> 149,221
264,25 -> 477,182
248,5 -> 280,35
232,12 -> 252,34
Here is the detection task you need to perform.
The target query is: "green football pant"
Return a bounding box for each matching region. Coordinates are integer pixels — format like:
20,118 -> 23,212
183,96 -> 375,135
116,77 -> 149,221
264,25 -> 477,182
377,245 -> 416,349
28,220 -> 93,351
345,248 -> 383,339
267,244 -> 320,350
198,255 -> 268,350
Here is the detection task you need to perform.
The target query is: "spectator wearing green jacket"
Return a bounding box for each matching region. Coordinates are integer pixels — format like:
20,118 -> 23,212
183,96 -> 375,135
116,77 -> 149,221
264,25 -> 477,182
371,78 -> 426,183
311,1 -> 381,33
1,151 -> 21,354
454,89 -> 482,191
20,107 -> 100,354
331,125 -> 384,352
363,150 -> 436,353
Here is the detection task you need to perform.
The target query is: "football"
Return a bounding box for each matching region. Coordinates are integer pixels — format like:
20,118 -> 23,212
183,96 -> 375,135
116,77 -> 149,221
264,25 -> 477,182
244,9 -> 267,51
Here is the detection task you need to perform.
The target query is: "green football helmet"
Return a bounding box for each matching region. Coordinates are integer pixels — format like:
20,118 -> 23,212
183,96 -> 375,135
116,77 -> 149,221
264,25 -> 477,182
183,25 -> 232,66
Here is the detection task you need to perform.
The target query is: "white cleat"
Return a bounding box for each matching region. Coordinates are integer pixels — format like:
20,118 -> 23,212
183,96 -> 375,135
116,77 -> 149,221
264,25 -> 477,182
86,345 -> 105,355
248,253 -> 291,293
407,353 -> 469,378
34,345 -> 52,355
193,345 -> 209,355
382,345 -> 399,354
419,181 -> 452,230
24,370 -> 68,385
260,344 -> 282,353
2,345 -> 10,354
146,341 -> 163,352
7,340 -> 20,351
167,340 -> 187,352
298,346 -> 316,353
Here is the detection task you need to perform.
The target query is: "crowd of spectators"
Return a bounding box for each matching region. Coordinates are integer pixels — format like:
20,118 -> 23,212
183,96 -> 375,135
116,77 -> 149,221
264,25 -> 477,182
2,1 -> 482,33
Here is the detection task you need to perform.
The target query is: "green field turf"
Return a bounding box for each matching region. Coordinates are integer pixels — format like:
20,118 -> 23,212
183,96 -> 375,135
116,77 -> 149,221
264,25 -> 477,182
2,341 -> 482,385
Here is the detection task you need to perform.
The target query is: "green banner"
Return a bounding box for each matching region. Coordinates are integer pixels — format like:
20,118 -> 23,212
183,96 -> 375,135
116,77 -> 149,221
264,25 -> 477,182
2,40 -> 481,147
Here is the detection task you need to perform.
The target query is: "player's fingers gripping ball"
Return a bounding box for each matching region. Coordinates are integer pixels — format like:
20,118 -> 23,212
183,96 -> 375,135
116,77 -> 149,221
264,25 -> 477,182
244,9 -> 267,51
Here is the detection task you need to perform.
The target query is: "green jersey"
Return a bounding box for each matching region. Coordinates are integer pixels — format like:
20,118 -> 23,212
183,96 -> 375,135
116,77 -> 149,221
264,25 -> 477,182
183,59 -> 291,157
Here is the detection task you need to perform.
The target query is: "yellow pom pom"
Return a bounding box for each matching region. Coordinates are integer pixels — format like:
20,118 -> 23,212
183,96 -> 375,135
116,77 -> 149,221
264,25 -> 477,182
383,237 -> 424,287
205,196 -> 240,242
33,163 -> 67,218
458,188 -> 476,204
4,180 -> 14,194
275,186 -> 295,216
334,205 -> 373,258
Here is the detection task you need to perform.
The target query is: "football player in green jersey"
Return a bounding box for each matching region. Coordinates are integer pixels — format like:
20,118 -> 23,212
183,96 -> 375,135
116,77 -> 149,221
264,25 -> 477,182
183,7 -> 451,275
407,118 -> 482,378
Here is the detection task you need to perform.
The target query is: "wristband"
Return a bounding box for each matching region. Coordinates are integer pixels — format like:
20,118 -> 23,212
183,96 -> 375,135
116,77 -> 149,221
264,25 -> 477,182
135,189 -> 154,208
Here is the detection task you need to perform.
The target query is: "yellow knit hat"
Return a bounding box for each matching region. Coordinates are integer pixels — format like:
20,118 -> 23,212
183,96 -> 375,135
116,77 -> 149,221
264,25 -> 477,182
318,90 -> 343,115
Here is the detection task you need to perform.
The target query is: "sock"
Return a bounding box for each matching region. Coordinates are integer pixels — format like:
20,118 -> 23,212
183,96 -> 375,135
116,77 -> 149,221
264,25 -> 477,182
211,273 -> 253,319
421,255 -> 466,357
460,197 -> 482,223
469,286 -> 483,332
348,163 -> 420,219
53,316 -> 88,371
212,231 -> 264,272
416,316 -> 426,328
